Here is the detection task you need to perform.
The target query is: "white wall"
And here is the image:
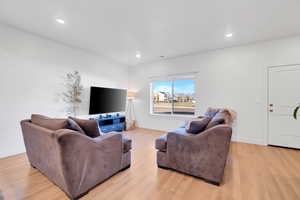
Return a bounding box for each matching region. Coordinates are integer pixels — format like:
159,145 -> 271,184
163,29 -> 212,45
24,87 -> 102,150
2,22 -> 300,158
0,24 -> 129,158
129,36 -> 300,145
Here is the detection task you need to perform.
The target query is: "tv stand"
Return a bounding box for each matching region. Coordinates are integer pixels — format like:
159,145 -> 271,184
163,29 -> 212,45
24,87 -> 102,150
90,115 -> 126,133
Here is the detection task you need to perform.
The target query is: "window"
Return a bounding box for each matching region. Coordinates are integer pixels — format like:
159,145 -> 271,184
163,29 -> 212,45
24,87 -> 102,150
151,79 -> 196,115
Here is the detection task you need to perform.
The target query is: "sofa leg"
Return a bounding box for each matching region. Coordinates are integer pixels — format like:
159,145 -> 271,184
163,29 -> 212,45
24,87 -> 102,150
120,164 -> 131,171
157,165 -> 169,170
69,190 -> 90,200
203,179 -> 220,186
30,164 -> 36,169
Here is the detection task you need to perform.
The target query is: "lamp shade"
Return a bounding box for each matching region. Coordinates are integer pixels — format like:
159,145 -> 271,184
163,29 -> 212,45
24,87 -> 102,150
127,91 -> 136,100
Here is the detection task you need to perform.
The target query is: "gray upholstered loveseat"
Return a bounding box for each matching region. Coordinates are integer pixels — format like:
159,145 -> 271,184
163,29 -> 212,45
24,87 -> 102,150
155,108 -> 234,185
21,115 -> 131,199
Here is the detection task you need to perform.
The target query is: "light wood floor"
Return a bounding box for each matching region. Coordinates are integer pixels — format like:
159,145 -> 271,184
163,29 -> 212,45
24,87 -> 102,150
1,128 -> 300,200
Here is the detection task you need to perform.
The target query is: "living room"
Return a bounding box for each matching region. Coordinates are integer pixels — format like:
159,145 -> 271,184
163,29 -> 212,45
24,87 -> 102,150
1,0 -> 300,199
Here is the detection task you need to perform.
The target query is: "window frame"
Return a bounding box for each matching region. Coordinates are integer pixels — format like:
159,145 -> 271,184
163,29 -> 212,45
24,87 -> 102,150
149,78 -> 197,117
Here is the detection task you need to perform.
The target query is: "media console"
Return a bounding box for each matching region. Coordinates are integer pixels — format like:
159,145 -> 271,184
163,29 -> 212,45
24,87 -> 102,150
90,115 -> 126,133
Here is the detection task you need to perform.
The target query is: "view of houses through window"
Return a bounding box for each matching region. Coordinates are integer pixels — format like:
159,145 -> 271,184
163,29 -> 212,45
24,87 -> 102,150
152,79 -> 196,115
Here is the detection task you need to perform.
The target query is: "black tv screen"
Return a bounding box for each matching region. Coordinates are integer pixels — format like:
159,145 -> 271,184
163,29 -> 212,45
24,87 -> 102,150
89,87 -> 127,114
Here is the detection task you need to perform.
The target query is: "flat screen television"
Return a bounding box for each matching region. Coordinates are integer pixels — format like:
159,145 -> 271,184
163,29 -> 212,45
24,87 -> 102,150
89,86 -> 127,114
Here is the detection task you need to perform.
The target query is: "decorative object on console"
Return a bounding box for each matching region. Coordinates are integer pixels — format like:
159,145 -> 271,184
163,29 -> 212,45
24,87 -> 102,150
126,91 -> 136,130
61,71 -> 83,117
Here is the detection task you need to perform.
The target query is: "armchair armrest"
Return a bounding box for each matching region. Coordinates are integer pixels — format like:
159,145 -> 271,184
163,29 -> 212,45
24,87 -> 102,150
167,125 -> 232,184
53,129 -> 123,198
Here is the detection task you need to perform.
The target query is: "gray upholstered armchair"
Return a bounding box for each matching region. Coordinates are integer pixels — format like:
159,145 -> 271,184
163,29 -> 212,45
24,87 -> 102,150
21,116 -> 131,199
155,108 -> 234,185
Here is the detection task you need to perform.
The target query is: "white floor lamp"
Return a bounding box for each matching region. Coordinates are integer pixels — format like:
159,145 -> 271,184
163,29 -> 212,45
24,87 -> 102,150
126,91 -> 136,130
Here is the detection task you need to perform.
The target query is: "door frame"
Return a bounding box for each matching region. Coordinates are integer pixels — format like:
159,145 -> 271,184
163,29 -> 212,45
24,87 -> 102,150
264,63 -> 300,146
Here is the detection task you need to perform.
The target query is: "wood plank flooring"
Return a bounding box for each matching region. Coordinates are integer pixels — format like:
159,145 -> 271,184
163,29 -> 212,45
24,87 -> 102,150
1,128 -> 300,200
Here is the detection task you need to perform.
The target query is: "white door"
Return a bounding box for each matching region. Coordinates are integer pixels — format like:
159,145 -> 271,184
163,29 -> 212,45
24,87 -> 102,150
268,65 -> 300,149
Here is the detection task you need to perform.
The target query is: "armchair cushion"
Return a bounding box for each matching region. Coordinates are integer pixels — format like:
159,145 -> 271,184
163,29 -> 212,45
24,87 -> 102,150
156,128 -> 195,152
31,114 -> 68,130
155,134 -> 167,152
185,117 -> 211,134
69,117 -> 101,138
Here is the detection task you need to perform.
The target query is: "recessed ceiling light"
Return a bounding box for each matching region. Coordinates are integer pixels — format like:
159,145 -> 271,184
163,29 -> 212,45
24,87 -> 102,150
136,53 -> 141,58
225,33 -> 233,38
56,18 -> 65,24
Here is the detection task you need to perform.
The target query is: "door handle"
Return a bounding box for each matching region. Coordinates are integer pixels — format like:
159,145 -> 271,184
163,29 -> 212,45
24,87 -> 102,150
269,109 -> 273,112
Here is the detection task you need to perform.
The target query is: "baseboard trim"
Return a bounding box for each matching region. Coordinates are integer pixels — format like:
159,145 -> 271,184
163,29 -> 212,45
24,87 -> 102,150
132,127 -> 166,134
0,152 -> 26,159
231,137 -> 265,146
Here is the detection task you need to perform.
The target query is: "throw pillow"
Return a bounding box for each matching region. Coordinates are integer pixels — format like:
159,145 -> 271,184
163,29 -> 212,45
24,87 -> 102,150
31,114 -> 69,130
205,118 -> 225,130
204,107 -> 220,118
206,110 -> 230,129
67,118 -> 86,135
185,117 -> 212,134
69,117 -> 102,138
